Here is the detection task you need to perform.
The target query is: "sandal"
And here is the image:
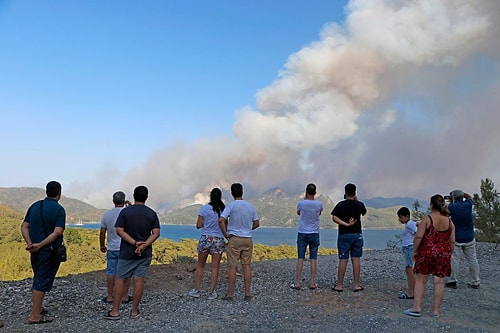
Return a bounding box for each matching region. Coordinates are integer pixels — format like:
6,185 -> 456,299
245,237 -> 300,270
28,316 -> 54,324
121,295 -> 133,304
399,292 -> 414,299
290,283 -> 301,290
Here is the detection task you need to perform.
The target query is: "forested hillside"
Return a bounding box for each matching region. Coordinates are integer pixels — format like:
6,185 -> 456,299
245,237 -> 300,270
0,187 -> 404,229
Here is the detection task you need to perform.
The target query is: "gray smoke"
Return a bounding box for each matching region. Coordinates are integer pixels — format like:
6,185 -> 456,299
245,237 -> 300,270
76,0 -> 500,210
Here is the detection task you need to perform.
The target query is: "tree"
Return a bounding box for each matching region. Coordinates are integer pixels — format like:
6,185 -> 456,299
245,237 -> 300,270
473,178 -> 500,245
411,200 -> 425,222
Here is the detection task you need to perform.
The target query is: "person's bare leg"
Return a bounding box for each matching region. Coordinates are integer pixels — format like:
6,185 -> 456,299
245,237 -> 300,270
242,264 -> 252,297
310,259 -> 317,288
209,253 -> 222,293
226,265 -> 237,297
335,259 -> 348,290
295,259 -> 304,287
106,275 -> 115,301
432,276 -> 445,316
352,257 -> 361,289
28,290 -> 46,322
109,277 -> 125,316
410,273 -> 428,313
121,277 -> 132,301
406,267 -> 415,297
130,276 -> 144,317
194,251 -> 209,291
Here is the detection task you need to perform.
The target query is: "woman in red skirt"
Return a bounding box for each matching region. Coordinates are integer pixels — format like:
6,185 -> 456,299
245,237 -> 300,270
404,194 -> 455,318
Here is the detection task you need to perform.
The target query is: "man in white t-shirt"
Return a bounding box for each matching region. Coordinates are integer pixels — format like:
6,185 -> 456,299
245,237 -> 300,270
291,183 -> 323,290
219,183 -> 259,301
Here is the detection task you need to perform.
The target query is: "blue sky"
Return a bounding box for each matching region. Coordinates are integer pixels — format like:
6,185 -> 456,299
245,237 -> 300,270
1,1 -> 499,210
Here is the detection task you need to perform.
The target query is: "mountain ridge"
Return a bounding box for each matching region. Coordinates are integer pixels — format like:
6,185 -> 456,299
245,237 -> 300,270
0,187 -> 422,228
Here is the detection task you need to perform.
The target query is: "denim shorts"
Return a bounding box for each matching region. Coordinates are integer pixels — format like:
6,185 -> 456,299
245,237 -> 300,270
337,233 -> 363,259
116,257 -> 152,279
106,250 -> 120,276
402,245 -> 414,267
31,248 -> 60,292
297,233 -> 320,260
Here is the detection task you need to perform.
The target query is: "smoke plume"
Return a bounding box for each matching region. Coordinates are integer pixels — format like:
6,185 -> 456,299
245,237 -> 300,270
77,0 -> 500,210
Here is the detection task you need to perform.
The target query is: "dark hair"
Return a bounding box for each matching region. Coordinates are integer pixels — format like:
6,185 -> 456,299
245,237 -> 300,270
306,183 -> 317,195
230,183 -> 243,198
133,185 -> 148,202
345,183 -> 356,196
209,188 -> 225,216
397,207 -> 410,217
46,181 -> 62,198
430,194 -> 449,216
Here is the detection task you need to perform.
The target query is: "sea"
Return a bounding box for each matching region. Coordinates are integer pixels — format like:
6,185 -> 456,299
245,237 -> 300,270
69,224 -> 402,250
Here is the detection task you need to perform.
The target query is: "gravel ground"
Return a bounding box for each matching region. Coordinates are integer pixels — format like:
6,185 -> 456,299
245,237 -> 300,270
1,242 -> 499,333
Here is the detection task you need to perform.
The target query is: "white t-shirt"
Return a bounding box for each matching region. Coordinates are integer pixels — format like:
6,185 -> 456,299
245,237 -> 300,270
221,200 -> 259,238
402,219 -> 417,247
198,204 -> 224,237
297,199 -> 323,234
100,207 -> 124,251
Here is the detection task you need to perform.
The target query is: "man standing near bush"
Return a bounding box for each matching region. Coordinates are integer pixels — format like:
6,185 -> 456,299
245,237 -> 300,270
331,183 -> 367,292
21,181 -> 66,324
99,191 -> 133,304
445,190 -> 480,289
105,185 -> 160,320
219,183 -> 260,301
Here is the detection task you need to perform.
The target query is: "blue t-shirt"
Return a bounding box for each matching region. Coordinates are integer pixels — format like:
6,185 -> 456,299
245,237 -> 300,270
296,199 -> 323,234
24,198 -> 66,247
115,204 -> 160,259
198,204 -> 224,237
449,198 -> 475,243
331,199 -> 367,234
221,200 -> 259,238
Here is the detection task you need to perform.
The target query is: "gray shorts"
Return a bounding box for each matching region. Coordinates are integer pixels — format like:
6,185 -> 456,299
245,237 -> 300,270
116,257 -> 152,279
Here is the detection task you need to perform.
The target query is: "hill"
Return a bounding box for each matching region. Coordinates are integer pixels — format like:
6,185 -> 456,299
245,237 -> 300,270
0,187 -> 106,222
160,187 -> 406,229
0,187 -> 421,228
363,196 -> 424,209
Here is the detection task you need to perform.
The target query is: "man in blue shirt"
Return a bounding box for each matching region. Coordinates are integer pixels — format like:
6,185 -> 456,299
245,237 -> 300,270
445,190 -> 480,289
21,181 -> 66,324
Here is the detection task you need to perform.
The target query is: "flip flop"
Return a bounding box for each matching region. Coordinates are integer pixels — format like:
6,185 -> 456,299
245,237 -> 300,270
309,284 -> 318,290
28,316 -> 54,324
104,311 -> 121,320
332,287 -> 343,292
121,295 -> 133,304
353,286 -> 364,292
399,293 -> 414,299
130,309 -> 140,319
290,283 -> 301,290
102,297 -> 113,304
403,309 -> 421,317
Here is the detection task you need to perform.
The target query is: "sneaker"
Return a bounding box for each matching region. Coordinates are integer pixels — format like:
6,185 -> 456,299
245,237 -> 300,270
445,282 -> 457,289
187,289 -> 201,298
467,283 -> 480,289
207,291 -> 218,300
